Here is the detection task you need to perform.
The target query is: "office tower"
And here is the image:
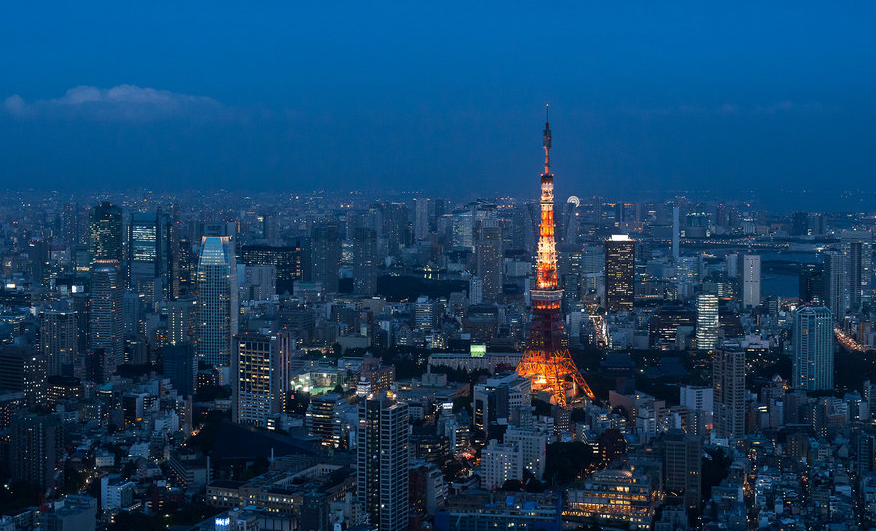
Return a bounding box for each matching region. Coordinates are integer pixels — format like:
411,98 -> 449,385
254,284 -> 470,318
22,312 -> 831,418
713,348 -> 745,438
511,203 -> 536,253
452,209 -> 474,249
123,291 -> 142,337
309,221 -> 341,293
504,426 -> 547,479
196,236 -> 238,367
476,219 -> 503,303
241,265 -> 276,301
352,227 -> 378,296
62,202 -> 79,245
128,210 -> 168,306
676,256 -> 700,285
357,397 -> 409,531
672,206 -> 680,261
307,393 -> 344,447
164,297 -> 197,346
823,251 -> 845,317
604,235 -> 635,311
90,260 -> 125,367
28,239 -> 51,288
664,430 -> 702,510
162,344 -> 197,398
39,311 -> 77,376
414,197 -> 430,241
481,439 -> 523,490
72,293 -> 90,356
240,243 -> 302,294
11,414 -> 64,491
726,253 -> 739,278
793,306 -> 834,391
516,108 -> 594,407
742,254 -> 761,308
381,202 -> 410,253
232,332 -> 291,427
841,230 -> 873,312
414,296 -> 437,330
262,213 -> 279,245
799,264 -> 824,304
680,385 -> 714,432
695,294 -> 719,351
88,202 -> 123,264
0,347 -> 47,408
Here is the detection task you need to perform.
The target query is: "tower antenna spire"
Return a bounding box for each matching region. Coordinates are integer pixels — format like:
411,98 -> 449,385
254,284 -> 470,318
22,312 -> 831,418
543,103 -> 551,175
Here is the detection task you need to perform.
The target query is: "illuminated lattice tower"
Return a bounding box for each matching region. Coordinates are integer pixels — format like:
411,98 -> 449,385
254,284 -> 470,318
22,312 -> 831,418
516,106 -> 594,407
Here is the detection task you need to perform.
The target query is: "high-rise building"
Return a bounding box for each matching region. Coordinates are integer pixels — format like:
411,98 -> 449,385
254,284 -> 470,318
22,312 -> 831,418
357,397 -> 409,531
88,202 -> 123,264
695,294 -> 719,351
713,348 -> 745,438
742,254 -> 761,308
481,439 -> 522,491
504,426 -> 547,480
11,413 -> 64,491
232,332 -> 291,427
308,221 -> 341,293
840,230 -> 873,312
792,306 -> 834,391
164,297 -> 197,346
128,210 -> 169,306
39,311 -> 78,376
306,393 -> 344,447
823,251 -> 845,317
0,347 -> 47,408
664,430 -> 702,511
162,344 -> 197,398
90,260 -> 125,367
476,220 -> 503,303
352,227 -> 378,296
381,202 -> 410,254
196,236 -> 238,367
414,197 -> 430,241
240,244 -> 302,295
605,235 -> 635,311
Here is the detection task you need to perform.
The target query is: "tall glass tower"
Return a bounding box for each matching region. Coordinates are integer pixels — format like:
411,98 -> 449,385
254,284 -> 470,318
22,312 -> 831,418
196,236 -> 238,367
793,306 -> 834,391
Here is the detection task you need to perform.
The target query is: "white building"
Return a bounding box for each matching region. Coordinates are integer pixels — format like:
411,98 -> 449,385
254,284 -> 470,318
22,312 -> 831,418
481,439 -> 522,490
742,254 -> 761,308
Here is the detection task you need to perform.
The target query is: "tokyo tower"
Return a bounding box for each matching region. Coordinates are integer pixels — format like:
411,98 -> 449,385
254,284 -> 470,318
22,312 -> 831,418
516,105 -> 595,407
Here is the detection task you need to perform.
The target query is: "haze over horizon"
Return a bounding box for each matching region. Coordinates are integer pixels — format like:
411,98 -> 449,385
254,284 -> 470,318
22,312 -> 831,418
3,3 -> 875,209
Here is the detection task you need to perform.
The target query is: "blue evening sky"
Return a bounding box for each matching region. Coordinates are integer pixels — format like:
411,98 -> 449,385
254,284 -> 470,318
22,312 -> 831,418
1,2 -> 875,207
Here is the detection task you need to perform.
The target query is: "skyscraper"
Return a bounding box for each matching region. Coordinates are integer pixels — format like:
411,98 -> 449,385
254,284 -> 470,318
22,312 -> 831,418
196,236 -> 238,367
308,221 -> 341,293
39,311 -> 78,376
664,430 -> 702,510
232,332 -> 291,427
90,260 -> 125,367
840,230 -> 872,312
352,226 -> 378,296
88,202 -> 123,264
414,197 -> 430,241
476,219 -> 503,303
162,344 -> 197,398
129,210 -> 168,306
695,293 -> 719,351
240,243 -> 302,295
0,347 -> 47,408
792,306 -> 834,391
11,414 -> 64,492
742,254 -> 761,308
516,107 -> 594,408
358,397 -> 409,531
713,348 -> 745,438
823,251 -> 845,317
604,235 -> 635,311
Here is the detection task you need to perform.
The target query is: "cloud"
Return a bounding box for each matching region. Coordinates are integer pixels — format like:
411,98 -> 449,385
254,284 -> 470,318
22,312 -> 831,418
3,84 -> 225,121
